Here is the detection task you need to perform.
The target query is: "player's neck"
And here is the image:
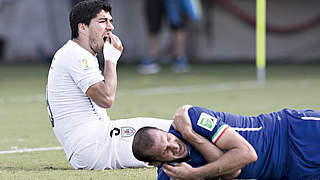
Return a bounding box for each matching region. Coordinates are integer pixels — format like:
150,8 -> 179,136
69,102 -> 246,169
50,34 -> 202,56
72,38 -> 96,56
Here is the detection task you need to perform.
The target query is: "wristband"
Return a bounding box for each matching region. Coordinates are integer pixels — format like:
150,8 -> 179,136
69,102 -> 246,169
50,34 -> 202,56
103,41 -> 122,64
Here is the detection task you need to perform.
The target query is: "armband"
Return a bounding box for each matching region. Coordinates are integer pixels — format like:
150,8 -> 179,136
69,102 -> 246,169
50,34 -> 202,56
103,41 -> 122,64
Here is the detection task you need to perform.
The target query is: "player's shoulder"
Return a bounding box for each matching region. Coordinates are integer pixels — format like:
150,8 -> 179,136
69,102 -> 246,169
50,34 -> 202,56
60,40 -> 92,60
55,41 -> 95,66
187,106 -> 216,118
186,106 -> 223,127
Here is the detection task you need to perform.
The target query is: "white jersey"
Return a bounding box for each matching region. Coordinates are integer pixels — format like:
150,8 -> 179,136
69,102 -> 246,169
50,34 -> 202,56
46,40 -> 172,170
46,40 -> 109,160
68,117 -> 172,170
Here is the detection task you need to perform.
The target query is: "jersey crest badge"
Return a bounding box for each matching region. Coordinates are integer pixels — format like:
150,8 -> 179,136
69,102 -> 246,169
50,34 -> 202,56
197,113 -> 217,131
121,127 -> 136,137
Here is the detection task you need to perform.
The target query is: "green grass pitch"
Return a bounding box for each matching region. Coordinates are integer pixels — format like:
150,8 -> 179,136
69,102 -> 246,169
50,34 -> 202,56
0,62 -> 320,179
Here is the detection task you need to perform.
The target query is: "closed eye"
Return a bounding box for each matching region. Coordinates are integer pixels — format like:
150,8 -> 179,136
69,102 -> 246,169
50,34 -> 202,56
162,146 -> 168,156
161,135 -> 170,156
99,18 -> 113,24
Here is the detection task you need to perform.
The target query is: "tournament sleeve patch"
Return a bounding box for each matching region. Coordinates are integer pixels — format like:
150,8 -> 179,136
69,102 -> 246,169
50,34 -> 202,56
211,125 -> 229,144
197,113 -> 217,131
81,59 -> 90,71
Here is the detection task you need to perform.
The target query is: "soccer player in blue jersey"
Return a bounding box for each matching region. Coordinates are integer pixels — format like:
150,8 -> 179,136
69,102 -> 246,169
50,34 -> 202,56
132,105 -> 320,179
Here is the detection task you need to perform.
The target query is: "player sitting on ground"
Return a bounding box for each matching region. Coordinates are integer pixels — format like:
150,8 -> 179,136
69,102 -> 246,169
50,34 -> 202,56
46,0 -> 172,170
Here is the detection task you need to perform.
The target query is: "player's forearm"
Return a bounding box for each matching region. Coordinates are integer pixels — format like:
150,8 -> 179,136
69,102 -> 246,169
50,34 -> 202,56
184,130 -> 223,162
93,38 -> 121,108
102,34 -> 121,98
102,61 -> 117,105
184,131 -> 241,179
195,146 -> 255,179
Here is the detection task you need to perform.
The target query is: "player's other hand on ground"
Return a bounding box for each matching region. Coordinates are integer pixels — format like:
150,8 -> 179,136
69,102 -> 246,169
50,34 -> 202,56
172,104 -> 193,136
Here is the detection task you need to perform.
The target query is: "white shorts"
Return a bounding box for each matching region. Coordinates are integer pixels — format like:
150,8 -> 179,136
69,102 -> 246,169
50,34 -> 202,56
69,117 -> 172,170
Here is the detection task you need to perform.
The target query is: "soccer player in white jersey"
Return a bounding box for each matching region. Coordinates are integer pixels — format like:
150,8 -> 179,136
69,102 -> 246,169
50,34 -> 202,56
46,0 -> 171,170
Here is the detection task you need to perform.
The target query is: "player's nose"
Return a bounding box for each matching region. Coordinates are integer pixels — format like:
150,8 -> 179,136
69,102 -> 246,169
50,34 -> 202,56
106,22 -> 114,31
168,142 -> 179,151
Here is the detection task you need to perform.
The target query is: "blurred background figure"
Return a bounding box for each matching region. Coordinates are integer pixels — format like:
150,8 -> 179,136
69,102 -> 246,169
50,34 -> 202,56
138,0 -> 201,74
0,36 -> 4,62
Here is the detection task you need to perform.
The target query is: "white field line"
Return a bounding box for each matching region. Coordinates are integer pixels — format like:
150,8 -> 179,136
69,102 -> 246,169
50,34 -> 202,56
0,81 -> 257,153
0,93 -> 44,104
0,79 -> 315,154
0,81 -> 261,104
0,81 -> 257,154
117,81 -> 260,96
0,146 -> 63,154
0,79 -> 316,104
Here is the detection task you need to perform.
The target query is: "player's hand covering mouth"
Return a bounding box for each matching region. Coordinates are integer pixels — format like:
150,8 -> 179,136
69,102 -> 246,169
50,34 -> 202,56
103,32 -> 111,43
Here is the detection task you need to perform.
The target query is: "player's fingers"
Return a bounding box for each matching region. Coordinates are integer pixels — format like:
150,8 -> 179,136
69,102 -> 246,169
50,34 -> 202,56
110,35 -> 123,52
162,164 -> 171,169
162,164 -> 176,171
109,34 -> 121,45
162,167 -> 176,179
104,34 -> 111,43
177,162 -> 189,167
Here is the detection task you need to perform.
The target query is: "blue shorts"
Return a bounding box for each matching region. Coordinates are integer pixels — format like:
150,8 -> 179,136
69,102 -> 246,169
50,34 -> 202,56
145,0 -> 186,33
284,109 -> 320,179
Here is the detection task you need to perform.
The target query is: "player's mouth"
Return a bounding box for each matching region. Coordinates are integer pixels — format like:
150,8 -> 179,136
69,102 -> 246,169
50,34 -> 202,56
177,142 -> 184,156
103,31 -> 111,42
103,35 -> 109,42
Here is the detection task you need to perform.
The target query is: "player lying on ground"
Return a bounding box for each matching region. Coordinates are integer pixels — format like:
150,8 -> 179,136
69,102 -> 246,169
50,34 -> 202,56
132,105 -> 320,179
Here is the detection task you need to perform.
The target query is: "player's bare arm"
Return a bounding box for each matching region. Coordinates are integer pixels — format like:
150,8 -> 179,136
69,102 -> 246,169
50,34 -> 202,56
172,105 -> 226,161
192,128 -> 257,179
164,126 -> 256,179
172,104 -> 193,136
86,33 -> 123,108
169,105 -> 241,179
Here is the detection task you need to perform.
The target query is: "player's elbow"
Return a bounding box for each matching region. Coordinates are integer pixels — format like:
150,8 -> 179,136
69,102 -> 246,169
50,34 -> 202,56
245,145 -> 258,163
251,151 -> 258,162
98,101 -> 113,108
250,147 -> 258,163
238,143 -> 257,166
98,96 -> 115,108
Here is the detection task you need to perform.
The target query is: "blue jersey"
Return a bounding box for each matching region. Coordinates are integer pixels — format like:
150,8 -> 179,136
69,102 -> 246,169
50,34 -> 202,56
158,107 -> 320,180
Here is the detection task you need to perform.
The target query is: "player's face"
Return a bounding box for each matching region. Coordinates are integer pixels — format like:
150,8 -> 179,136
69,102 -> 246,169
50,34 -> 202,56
88,10 -> 114,54
148,129 -> 189,162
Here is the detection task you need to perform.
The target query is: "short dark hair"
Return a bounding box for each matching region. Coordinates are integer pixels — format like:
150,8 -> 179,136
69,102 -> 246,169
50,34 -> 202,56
69,0 -> 112,39
132,126 -> 162,163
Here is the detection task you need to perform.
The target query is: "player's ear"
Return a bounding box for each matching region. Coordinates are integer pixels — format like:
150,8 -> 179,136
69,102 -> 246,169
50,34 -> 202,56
78,23 -> 88,33
148,162 -> 161,166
